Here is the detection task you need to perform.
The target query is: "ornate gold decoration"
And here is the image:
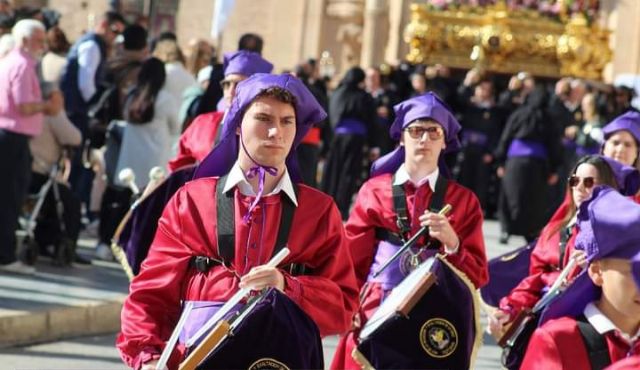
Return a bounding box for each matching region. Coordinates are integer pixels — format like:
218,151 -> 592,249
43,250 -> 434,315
404,1 -> 612,80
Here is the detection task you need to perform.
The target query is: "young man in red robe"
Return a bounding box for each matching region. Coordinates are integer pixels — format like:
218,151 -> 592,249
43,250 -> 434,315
330,92 -> 489,369
520,186 -> 640,369
605,252 -> 640,369
117,74 -> 359,369
168,50 -> 273,171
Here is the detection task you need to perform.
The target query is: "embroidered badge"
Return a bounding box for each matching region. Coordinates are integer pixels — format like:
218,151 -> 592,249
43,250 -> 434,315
420,318 -> 458,358
248,358 -> 289,370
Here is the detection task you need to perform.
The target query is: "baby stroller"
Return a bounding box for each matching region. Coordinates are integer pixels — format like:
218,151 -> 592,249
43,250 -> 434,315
19,150 -> 78,266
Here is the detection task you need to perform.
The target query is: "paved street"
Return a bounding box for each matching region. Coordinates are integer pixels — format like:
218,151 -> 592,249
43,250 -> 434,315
0,219 -> 525,369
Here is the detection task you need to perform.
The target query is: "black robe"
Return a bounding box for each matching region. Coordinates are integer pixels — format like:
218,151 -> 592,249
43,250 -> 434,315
494,88 -> 563,238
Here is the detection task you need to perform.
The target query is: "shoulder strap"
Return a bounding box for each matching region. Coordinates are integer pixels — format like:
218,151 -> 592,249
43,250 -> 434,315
576,314 -> 612,370
215,176 -> 297,266
216,176 -> 235,265
428,175 -> 449,213
391,174 -> 410,237
388,174 -> 449,238
273,185 -> 297,256
558,226 -> 572,269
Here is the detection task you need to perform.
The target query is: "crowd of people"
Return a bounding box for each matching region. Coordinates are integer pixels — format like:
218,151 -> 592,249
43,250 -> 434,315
1,2 -> 640,369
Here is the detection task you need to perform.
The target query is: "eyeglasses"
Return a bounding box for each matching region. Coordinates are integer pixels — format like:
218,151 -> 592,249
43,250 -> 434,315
404,126 -> 444,140
568,175 -> 596,189
220,79 -> 242,90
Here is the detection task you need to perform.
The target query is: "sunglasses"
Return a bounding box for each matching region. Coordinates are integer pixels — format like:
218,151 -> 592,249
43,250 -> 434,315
568,175 -> 596,188
404,126 -> 444,140
110,26 -> 122,35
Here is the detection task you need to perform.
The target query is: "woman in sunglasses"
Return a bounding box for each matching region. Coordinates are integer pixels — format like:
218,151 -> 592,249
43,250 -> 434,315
488,154 -> 640,338
331,93 -> 489,369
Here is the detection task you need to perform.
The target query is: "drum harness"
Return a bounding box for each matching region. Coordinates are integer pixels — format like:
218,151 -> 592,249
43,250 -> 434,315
375,174 -> 449,262
189,175 -> 312,277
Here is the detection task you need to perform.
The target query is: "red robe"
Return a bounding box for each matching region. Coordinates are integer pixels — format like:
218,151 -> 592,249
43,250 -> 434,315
168,111 -> 224,171
331,174 -> 488,370
116,178 -> 359,369
500,190 -> 640,319
498,217 -> 579,318
521,317 -> 640,370
606,355 -> 640,369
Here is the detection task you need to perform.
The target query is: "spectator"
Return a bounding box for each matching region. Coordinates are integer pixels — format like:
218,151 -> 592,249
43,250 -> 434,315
0,19 -> 61,274
153,38 -> 196,108
184,38 -> 214,77
59,11 -> 126,219
238,32 -> 263,54
96,57 -> 179,261
104,24 -> 148,123
28,84 -> 85,264
41,25 -> 70,86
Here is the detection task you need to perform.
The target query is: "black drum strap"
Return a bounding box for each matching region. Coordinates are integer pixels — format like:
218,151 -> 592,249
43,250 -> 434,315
392,174 -> 410,239
429,175 -> 449,213
216,176 -> 297,266
576,315 -> 612,370
378,174 -> 449,244
216,175 -> 235,265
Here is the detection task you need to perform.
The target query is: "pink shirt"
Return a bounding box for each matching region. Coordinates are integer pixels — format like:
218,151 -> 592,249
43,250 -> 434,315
0,48 -> 43,136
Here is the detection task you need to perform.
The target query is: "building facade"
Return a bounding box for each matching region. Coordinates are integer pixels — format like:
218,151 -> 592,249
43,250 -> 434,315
13,0 -> 640,83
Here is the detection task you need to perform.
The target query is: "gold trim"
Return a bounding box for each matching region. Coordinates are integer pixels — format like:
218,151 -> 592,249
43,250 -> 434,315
352,347 -> 375,370
437,255 -> 483,370
404,2 -> 612,80
111,241 -> 134,281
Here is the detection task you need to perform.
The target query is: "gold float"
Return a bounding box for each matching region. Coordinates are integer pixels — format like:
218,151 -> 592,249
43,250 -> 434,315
404,1 -> 612,80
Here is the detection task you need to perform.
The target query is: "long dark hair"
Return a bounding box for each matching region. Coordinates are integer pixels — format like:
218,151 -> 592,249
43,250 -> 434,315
126,57 -> 166,124
546,154 -> 618,240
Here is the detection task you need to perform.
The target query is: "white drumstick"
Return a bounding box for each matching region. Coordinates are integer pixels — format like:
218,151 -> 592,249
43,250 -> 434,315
156,301 -> 194,370
118,168 -> 139,195
185,247 -> 290,348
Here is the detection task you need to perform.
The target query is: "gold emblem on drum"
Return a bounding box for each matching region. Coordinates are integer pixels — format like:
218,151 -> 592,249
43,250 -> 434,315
420,318 -> 458,358
248,358 -> 290,370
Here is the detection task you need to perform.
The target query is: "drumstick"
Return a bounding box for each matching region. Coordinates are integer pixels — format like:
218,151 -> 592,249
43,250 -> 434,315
156,302 -> 194,370
185,247 -> 290,348
373,204 -> 452,278
533,255 -> 579,312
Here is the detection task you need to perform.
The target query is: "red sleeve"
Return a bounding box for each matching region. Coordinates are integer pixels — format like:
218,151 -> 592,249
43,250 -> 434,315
345,180 -> 388,287
168,112 -> 223,172
116,187 -> 191,369
440,187 -> 488,289
498,271 -> 553,317
281,199 -> 359,336
520,326 -> 565,370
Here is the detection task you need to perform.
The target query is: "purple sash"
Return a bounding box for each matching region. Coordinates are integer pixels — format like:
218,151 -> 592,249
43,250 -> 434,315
178,301 -> 243,345
575,144 -> 599,157
562,137 -> 577,150
366,241 -> 437,290
507,139 -> 548,159
335,118 -> 367,136
461,129 -> 489,147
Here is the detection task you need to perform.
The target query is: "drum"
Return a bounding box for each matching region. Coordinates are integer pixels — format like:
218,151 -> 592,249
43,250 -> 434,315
181,288 -> 324,370
112,165 -> 196,279
354,255 -> 482,369
480,241 -> 535,307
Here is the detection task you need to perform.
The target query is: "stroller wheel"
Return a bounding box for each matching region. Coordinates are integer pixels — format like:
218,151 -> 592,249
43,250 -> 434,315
53,238 -> 75,267
18,237 -> 39,266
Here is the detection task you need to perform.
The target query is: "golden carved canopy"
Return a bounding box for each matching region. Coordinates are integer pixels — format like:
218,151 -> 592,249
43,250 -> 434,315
404,2 -> 612,80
